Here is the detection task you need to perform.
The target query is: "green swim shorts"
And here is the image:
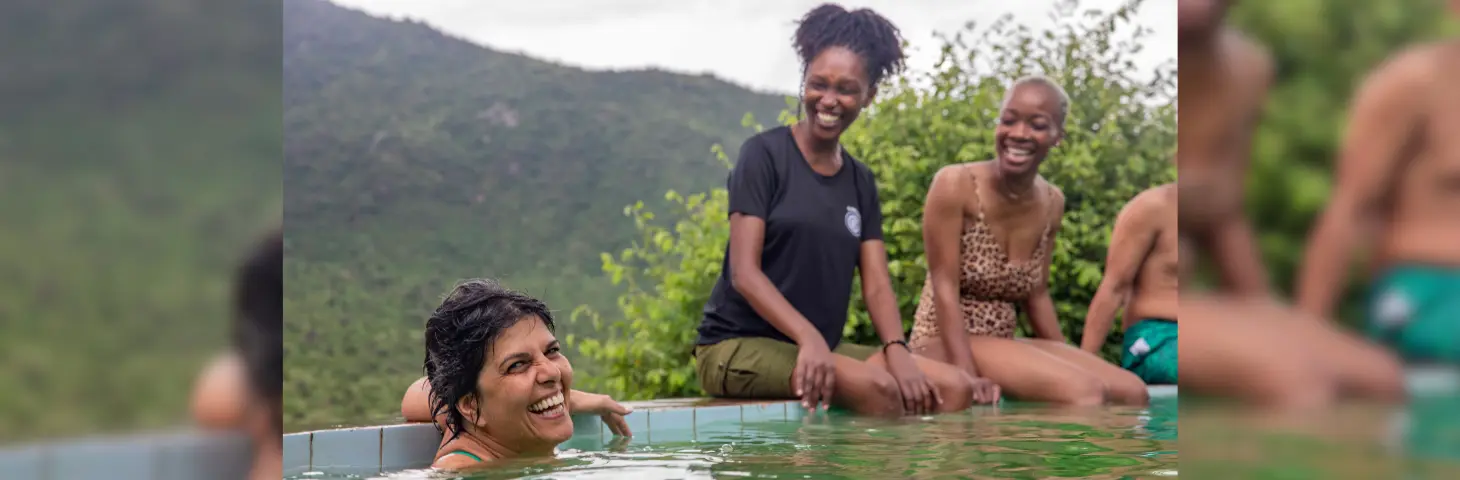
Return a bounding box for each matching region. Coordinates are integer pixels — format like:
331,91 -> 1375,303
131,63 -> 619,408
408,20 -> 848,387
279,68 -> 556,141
1366,265 -> 1460,364
694,336 -> 879,399
1121,319 -> 1178,385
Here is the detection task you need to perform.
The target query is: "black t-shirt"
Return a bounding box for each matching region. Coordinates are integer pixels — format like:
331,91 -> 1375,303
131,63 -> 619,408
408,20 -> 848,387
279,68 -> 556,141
696,126 -> 884,351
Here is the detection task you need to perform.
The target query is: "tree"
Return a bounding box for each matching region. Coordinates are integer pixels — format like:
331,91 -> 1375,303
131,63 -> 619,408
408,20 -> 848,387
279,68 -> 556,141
569,0 -> 1176,400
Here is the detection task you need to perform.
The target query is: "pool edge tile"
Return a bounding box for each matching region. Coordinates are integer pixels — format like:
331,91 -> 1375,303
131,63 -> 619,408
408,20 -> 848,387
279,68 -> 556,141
282,432 -> 312,476
380,424 -> 441,472
0,445 -> 46,480
692,405 -> 743,441
47,437 -> 157,479
645,408 -> 695,444
310,426 -> 383,476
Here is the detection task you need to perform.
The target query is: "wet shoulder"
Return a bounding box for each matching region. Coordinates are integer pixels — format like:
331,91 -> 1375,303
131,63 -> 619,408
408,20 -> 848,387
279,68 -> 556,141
1134,183 -> 1176,207
931,161 -> 986,191
1122,183 -> 1174,222
432,452 -> 482,470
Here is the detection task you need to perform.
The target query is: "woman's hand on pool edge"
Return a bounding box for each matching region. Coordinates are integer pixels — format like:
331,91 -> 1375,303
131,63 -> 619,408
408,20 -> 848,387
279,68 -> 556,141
570,391 -> 634,437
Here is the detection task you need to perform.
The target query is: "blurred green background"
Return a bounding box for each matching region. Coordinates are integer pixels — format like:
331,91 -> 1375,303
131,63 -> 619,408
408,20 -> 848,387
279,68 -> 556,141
1230,0 -> 1458,323
0,1 -> 280,442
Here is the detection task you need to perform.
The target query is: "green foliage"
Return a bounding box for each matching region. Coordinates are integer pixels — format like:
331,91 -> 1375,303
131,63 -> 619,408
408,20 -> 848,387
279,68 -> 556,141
0,0 -> 280,441
280,0 -> 787,431
1231,0 -> 1458,322
570,0 -> 1176,400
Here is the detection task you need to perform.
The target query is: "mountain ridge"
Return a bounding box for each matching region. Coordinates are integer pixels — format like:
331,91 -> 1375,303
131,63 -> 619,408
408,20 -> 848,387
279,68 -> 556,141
281,0 -> 790,430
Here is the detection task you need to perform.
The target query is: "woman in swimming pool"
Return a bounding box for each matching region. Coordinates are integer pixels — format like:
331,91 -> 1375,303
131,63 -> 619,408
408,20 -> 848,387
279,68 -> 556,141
411,279 -> 632,469
908,76 -> 1150,407
189,229 -> 283,480
692,3 -> 998,417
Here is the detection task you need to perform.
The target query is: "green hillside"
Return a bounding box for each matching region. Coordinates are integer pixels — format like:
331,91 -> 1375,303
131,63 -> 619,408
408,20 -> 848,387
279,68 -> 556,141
0,0 -> 281,441
281,0 -> 788,431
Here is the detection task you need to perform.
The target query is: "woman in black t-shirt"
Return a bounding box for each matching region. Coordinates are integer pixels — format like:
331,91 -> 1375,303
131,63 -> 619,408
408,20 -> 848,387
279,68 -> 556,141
693,3 -> 999,417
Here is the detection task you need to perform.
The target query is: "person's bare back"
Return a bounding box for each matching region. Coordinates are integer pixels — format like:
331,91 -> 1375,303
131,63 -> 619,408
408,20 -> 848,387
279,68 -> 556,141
1384,42 -> 1460,266
1125,184 -> 1180,323
1301,41 -> 1460,296
1081,183 -> 1178,384
1174,0 -> 1406,406
1082,184 -> 1178,345
1298,39 -> 1460,363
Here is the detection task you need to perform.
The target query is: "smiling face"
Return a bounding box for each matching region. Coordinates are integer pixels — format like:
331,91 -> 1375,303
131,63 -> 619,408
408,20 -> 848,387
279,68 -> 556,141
801,46 -> 875,142
461,315 -> 575,452
995,82 -> 1064,177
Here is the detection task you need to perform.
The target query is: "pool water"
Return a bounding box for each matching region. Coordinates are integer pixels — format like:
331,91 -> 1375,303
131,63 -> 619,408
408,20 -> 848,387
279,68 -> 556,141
1179,393 -> 1460,479
309,397 -> 1179,479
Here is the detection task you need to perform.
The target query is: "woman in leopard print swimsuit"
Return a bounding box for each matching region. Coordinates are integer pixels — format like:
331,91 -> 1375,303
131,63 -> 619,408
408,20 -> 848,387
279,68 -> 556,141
909,76 -> 1150,406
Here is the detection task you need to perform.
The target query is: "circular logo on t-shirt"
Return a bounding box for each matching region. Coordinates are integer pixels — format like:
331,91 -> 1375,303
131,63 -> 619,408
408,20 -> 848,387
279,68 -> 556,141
844,206 -> 861,238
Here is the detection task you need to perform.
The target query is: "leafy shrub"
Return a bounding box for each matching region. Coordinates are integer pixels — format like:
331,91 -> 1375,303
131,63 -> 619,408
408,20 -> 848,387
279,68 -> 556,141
568,0 -> 1176,400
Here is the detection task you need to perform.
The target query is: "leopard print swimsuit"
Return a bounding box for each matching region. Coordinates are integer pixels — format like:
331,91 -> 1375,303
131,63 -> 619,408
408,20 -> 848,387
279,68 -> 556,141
908,167 -> 1058,346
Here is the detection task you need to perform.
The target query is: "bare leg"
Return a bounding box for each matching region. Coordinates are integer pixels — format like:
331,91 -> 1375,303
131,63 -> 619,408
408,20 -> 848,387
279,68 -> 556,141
1025,339 -> 1152,406
1179,297 -> 1338,408
864,351 -> 978,413
1283,318 -> 1407,403
914,334 -> 1107,406
826,353 -> 904,417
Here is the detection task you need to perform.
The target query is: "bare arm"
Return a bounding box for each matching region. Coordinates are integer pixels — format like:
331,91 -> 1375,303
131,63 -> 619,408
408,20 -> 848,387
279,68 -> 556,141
190,352 -> 247,429
1209,42 -> 1275,297
1023,187 -> 1067,342
923,166 -> 979,375
728,214 -> 824,346
860,240 -> 907,346
401,376 -> 437,422
1297,53 -> 1422,318
1080,192 -> 1158,353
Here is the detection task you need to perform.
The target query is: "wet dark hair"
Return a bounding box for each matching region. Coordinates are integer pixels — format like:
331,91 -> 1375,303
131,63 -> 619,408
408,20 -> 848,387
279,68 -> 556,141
232,228 -> 282,434
424,278 -> 555,442
793,3 -> 907,87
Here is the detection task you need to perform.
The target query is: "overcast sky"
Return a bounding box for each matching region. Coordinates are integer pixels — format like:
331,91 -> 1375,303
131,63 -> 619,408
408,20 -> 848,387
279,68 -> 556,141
328,0 -> 1175,95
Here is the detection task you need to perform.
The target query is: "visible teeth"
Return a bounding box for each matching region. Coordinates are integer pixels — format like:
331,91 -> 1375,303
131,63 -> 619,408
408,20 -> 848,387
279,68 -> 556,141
1008,148 -> 1032,156
816,113 -> 838,124
529,393 -> 564,413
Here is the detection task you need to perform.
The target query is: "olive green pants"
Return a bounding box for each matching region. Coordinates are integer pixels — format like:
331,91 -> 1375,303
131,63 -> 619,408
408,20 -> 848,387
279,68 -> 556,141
695,336 -> 879,399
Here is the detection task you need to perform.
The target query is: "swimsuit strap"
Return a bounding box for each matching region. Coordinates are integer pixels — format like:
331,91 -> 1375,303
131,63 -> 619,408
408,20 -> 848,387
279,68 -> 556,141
439,450 -> 484,463
963,164 -> 986,221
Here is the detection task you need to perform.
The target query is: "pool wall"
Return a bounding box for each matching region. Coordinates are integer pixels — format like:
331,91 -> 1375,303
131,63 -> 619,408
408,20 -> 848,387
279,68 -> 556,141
6,368 -> 1452,480
280,385 -> 1181,477
0,430 -> 253,480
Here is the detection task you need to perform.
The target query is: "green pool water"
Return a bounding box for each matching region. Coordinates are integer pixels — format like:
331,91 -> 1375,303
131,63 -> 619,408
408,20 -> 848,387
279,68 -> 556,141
1179,393 -> 1460,479
332,398 -> 1180,479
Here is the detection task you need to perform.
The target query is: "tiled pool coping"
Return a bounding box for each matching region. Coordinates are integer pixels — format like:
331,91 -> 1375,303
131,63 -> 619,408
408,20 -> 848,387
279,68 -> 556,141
2,367 -> 1453,480
0,430 -> 252,480
280,368 -> 1460,477
280,385 -> 1181,477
